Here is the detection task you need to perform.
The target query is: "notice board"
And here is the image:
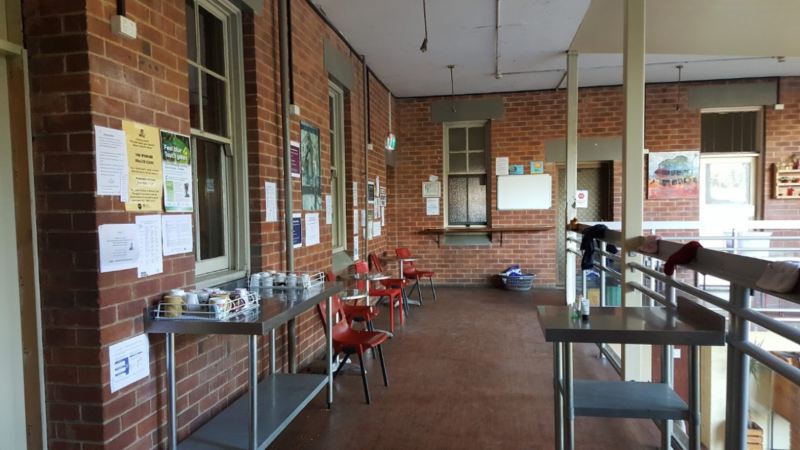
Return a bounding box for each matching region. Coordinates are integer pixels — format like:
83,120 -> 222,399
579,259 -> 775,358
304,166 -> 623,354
497,174 -> 552,210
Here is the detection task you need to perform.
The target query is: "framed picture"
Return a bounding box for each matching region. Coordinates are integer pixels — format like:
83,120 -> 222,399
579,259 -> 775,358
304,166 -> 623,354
530,161 -> 544,174
647,151 -> 700,199
301,122 -> 321,210
422,181 -> 441,198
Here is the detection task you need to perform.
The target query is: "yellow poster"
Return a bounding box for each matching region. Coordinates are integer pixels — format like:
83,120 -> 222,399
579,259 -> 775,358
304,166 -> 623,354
123,121 -> 163,211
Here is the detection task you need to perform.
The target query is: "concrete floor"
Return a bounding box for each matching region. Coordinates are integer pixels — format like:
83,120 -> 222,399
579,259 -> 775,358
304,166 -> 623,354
268,287 -> 661,450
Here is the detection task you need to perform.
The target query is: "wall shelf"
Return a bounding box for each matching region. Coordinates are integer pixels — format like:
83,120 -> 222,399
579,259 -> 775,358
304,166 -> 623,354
774,164 -> 800,199
419,226 -> 554,247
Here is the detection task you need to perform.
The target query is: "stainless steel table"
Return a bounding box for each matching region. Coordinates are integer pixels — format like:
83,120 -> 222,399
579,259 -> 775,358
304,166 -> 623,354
144,282 -> 343,450
339,272 -> 389,302
537,298 -> 725,450
379,255 -> 422,306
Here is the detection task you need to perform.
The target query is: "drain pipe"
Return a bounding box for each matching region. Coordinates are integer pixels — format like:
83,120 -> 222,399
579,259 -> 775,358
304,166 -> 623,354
362,56 -> 370,264
279,0 -> 297,373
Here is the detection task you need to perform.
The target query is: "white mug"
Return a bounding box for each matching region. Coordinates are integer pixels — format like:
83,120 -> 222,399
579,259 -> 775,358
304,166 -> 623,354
169,289 -> 185,298
185,293 -> 199,305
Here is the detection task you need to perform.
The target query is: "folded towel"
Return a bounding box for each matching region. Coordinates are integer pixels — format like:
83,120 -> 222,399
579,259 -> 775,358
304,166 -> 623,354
638,235 -> 662,254
756,261 -> 800,293
664,241 -> 703,276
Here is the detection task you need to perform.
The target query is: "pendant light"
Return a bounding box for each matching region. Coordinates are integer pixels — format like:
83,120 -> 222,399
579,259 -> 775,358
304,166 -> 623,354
448,65 -> 456,113
675,65 -> 683,111
420,0 -> 428,52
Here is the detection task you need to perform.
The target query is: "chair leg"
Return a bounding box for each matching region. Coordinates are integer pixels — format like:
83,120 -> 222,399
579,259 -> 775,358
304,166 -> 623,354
402,288 -> 410,317
377,344 -> 388,387
429,276 -> 437,300
333,351 -> 348,379
389,297 -> 394,334
408,280 -> 419,297
367,322 -> 377,359
358,353 -> 371,404
415,279 -> 424,305
397,293 -> 404,325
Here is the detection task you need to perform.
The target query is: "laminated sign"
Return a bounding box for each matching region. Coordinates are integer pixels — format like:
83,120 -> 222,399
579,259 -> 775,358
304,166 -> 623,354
161,131 -> 193,212
124,121 -> 163,211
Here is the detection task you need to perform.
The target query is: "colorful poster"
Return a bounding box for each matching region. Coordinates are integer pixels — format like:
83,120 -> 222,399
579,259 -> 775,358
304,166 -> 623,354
161,131 -> 193,212
291,141 -> 301,178
647,151 -> 700,199
531,161 -> 544,174
123,121 -> 163,211
300,122 -> 322,210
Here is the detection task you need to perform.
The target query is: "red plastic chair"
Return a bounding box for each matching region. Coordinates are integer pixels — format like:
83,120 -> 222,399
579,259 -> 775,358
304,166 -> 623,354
325,271 -> 381,333
318,297 -> 389,404
355,261 -> 404,333
396,247 -> 437,303
369,253 -> 410,317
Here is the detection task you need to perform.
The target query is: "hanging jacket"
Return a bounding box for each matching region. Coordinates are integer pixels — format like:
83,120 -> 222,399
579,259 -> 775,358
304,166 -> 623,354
579,224 -> 618,270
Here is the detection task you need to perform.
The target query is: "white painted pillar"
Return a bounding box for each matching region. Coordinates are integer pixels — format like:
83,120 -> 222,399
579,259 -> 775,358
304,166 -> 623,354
620,0 -> 650,382
565,50 -> 579,306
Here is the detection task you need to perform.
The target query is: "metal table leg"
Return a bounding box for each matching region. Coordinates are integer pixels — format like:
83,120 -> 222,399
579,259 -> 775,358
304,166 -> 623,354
248,335 -> 258,450
661,344 -> 674,450
288,318 -> 297,373
689,345 -> 700,450
269,329 -> 276,374
553,342 -> 564,450
563,342 -> 574,450
326,295 -> 334,409
166,333 -> 177,450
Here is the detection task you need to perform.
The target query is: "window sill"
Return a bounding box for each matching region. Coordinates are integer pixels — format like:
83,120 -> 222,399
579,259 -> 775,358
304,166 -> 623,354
195,269 -> 248,290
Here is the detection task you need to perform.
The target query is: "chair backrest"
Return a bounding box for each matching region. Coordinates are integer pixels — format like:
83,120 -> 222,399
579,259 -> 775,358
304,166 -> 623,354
355,261 -> 369,274
369,254 -> 384,272
317,294 -> 345,329
396,247 -> 416,270
325,271 -> 336,282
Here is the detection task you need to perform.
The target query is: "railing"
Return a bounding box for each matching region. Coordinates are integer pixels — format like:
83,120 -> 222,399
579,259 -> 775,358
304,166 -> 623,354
566,222 -> 800,450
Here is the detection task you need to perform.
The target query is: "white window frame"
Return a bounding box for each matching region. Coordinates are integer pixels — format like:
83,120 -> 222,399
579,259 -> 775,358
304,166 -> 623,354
699,106 -> 764,220
188,0 -> 249,285
443,120 -> 489,228
329,81 -> 346,253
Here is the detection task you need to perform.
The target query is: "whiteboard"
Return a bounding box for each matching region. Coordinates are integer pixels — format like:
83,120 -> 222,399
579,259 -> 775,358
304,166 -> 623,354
497,174 -> 552,210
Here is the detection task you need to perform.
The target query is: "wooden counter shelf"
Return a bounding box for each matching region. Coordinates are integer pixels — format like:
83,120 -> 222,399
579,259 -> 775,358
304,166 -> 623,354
419,226 -> 554,247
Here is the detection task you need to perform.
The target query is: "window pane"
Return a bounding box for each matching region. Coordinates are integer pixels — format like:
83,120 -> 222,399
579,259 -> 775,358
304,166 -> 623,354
448,177 -> 468,224
701,112 -> 758,153
189,65 -> 200,128
199,7 -> 225,76
186,0 -> 197,62
449,153 -> 467,173
449,128 -> 466,151
467,176 -> 487,223
468,127 -> 485,150
468,151 -> 486,172
202,72 -> 228,136
196,139 -> 225,260
332,174 -> 339,248
704,162 -> 752,205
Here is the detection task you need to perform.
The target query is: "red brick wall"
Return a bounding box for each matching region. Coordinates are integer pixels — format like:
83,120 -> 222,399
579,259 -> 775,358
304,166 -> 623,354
393,77 -> 800,286
25,0 -> 394,448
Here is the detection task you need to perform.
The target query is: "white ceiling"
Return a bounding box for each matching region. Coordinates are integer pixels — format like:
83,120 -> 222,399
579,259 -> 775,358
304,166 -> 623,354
315,0 -> 800,98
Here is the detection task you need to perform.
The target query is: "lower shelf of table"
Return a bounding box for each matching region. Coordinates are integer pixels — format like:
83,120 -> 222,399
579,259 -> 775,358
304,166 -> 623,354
562,380 -> 689,421
178,373 -> 327,450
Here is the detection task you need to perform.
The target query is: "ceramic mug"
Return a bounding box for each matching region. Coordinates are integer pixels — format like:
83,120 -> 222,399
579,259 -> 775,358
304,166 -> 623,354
185,292 -> 199,305
210,295 -> 230,319
163,295 -> 187,318
168,289 -> 186,298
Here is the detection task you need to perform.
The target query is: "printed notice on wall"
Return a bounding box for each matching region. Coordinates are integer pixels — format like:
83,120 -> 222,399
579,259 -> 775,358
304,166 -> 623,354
426,198 -> 440,216
109,334 -> 150,393
361,209 -> 366,227
99,224 -> 140,273
576,190 -> 589,209
265,182 -> 278,222
161,131 -> 193,212
292,213 -> 303,248
124,121 -> 163,211
353,210 -> 359,235
161,214 -> 192,256
353,236 -> 359,260
291,141 -> 301,178
495,157 -> 509,176
94,125 -> 128,197
373,221 -> 381,237
381,207 -> 386,226
325,195 -> 332,224
353,181 -> 358,207
136,215 -> 163,278
305,213 -> 320,247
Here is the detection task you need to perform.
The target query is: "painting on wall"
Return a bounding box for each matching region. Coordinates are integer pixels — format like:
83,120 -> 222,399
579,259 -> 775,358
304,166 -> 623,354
301,122 -> 322,210
647,151 -> 700,199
